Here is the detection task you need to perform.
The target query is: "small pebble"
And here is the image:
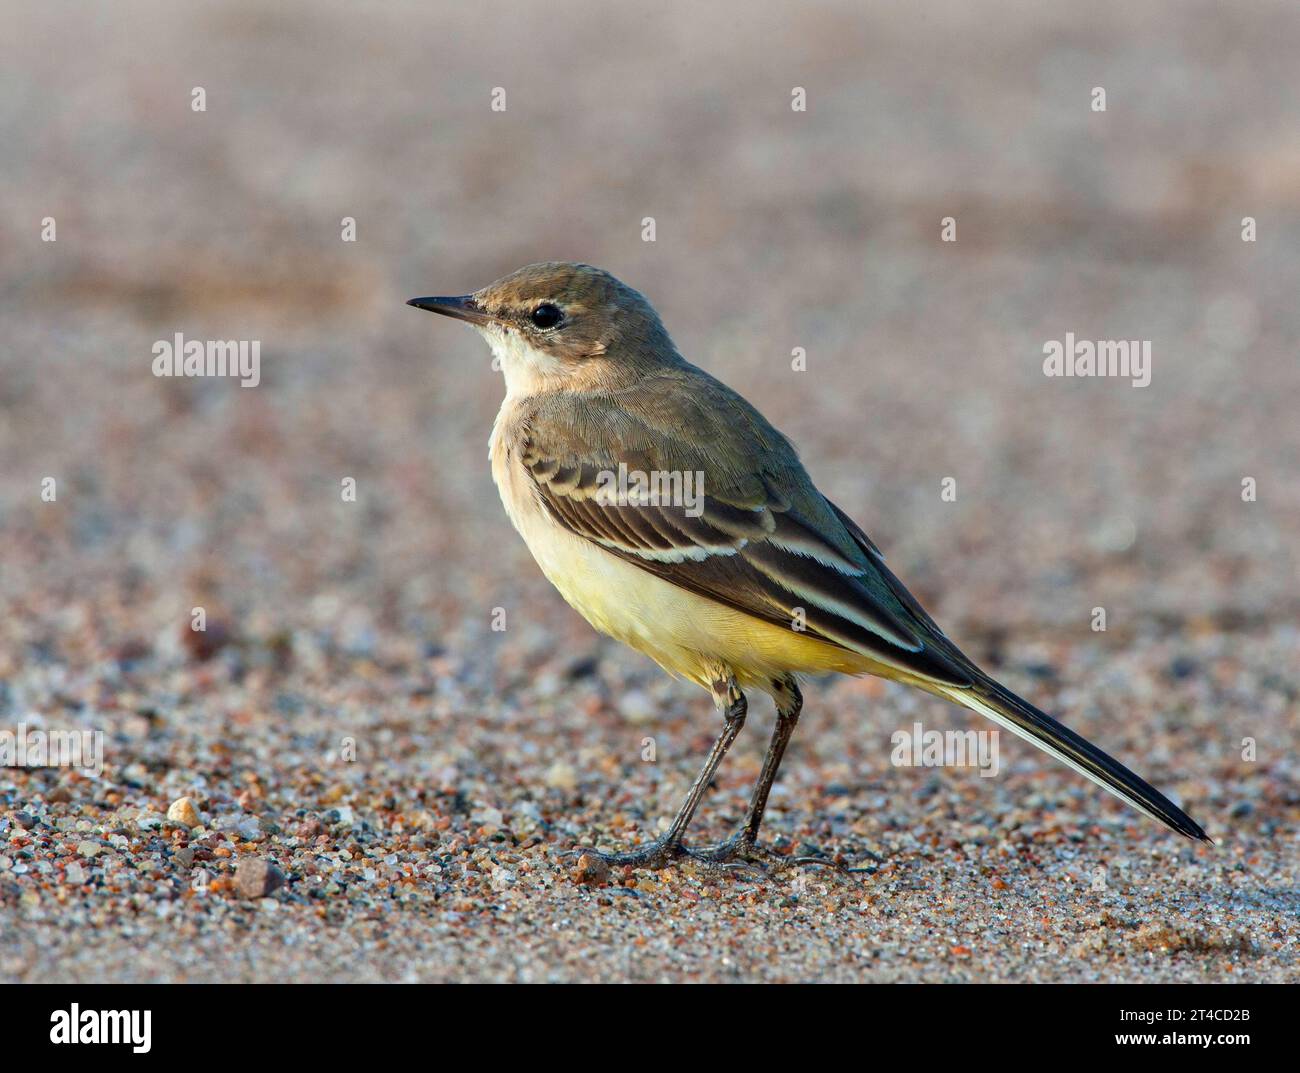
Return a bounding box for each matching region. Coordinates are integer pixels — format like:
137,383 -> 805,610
167,797 -> 201,827
571,853 -> 610,886
545,761 -> 577,791
296,817 -> 324,840
235,858 -> 286,899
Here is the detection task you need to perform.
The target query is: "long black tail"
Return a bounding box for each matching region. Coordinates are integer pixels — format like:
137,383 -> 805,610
943,676 -> 1211,843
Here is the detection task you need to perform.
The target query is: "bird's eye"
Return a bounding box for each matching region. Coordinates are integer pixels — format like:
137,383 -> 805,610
530,303 -> 563,329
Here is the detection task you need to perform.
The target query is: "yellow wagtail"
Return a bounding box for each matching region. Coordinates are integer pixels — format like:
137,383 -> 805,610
409,262 -> 1209,868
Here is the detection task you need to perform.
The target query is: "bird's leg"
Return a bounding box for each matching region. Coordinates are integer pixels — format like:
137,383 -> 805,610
690,677 -> 841,871
572,676 -> 748,870
739,676 -> 802,843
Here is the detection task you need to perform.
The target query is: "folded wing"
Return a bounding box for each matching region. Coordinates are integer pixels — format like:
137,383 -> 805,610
518,381 -> 973,687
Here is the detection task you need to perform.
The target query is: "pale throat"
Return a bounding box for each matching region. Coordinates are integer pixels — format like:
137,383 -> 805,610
477,324 -> 568,398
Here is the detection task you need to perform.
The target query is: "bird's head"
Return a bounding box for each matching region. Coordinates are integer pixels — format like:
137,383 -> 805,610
409,262 -> 678,394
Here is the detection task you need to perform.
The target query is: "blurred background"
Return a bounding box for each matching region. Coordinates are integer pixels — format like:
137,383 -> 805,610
0,1 -> 1297,981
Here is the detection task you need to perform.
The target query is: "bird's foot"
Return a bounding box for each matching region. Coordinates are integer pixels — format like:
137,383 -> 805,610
564,836 -> 686,871
684,832 -> 847,874
563,835 -> 783,877
565,833 -> 850,878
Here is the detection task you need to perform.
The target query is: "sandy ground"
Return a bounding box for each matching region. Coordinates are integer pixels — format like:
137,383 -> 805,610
1,1 -> 1298,982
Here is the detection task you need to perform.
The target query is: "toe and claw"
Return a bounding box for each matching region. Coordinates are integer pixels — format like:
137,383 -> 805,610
566,832 -> 847,877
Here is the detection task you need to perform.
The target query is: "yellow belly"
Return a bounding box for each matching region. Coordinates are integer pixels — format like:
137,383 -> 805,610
555,527 -> 866,684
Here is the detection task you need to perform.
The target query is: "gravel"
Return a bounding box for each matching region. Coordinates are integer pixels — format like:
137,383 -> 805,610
1,0 -> 1297,983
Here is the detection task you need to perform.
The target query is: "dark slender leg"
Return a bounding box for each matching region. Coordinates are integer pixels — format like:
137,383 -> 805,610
739,675 -> 802,842
690,676 -> 842,871
658,683 -> 747,846
575,677 -> 747,869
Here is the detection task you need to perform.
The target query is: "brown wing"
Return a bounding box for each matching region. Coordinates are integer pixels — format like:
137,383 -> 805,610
517,377 -> 973,686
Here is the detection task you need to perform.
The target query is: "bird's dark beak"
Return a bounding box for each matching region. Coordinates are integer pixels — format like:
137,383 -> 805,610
406,294 -> 494,325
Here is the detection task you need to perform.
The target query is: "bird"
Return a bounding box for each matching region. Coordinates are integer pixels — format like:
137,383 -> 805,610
408,262 -> 1210,869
